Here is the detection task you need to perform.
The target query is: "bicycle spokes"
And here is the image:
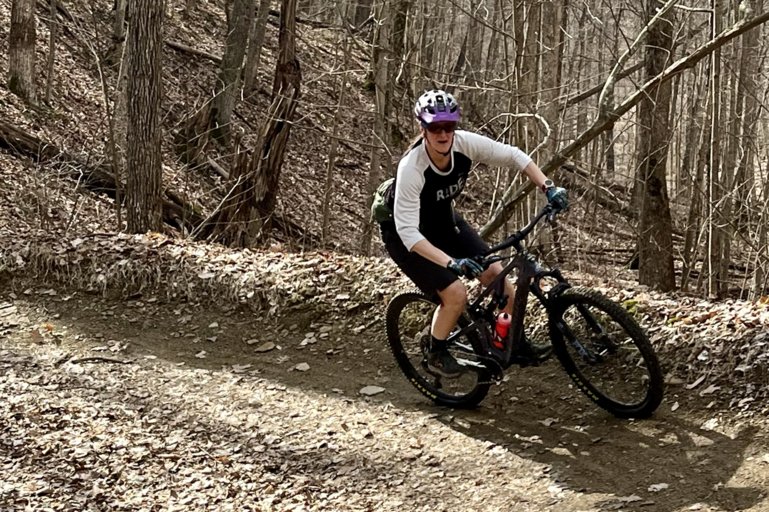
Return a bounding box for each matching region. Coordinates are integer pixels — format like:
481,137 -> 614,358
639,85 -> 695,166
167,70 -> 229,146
392,295 -> 488,399
557,301 -> 653,406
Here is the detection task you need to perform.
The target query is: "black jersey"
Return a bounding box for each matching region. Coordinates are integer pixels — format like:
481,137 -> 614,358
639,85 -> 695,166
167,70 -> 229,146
393,130 -> 533,250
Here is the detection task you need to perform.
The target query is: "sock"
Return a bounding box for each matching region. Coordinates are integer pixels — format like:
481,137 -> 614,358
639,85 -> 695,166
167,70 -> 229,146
430,335 -> 446,352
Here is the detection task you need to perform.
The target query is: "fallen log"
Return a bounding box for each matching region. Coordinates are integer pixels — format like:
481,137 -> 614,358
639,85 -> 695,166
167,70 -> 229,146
0,121 -> 319,245
165,40 -> 222,64
0,121 -> 203,231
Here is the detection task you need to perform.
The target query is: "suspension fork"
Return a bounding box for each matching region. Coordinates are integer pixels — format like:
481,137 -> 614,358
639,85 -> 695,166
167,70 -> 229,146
543,269 -> 603,335
539,270 -> 612,360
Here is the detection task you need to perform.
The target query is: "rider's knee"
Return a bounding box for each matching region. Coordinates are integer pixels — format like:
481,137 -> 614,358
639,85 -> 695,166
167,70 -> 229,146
438,280 -> 467,310
479,262 -> 504,286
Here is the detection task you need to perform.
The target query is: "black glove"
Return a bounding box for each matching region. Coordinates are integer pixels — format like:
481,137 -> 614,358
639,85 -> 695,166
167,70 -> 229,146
447,258 -> 484,278
545,185 -> 569,212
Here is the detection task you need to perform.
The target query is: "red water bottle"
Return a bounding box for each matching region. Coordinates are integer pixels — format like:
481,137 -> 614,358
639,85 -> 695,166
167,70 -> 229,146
493,312 -> 511,349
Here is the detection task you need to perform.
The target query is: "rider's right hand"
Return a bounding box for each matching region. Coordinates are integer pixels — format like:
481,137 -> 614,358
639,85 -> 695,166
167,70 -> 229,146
447,258 -> 484,278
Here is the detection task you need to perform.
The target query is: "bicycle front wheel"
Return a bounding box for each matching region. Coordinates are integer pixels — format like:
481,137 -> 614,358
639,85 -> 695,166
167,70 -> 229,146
385,291 -> 491,408
548,287 -> 664,418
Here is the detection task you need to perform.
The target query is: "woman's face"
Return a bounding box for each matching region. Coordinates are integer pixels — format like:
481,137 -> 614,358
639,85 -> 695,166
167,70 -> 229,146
422,122 -> 457,155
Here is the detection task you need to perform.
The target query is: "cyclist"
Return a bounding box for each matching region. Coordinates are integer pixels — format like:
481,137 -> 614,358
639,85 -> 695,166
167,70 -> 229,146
378,89 -> 568,378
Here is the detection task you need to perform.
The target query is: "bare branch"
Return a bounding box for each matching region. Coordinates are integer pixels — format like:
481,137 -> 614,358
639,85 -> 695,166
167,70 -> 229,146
481,11 -> 769,238
598,0 -> 678,117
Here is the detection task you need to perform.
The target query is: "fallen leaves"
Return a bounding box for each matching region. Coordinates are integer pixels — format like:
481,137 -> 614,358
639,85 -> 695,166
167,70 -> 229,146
253,342 -> 276,353
359,386 -> 385,396
686,375 -> 706,390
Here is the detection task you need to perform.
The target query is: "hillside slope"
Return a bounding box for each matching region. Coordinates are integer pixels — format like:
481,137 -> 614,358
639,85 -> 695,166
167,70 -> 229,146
0,0 -> 382,252
4,3 -> 769,509
2,0 -> 769,406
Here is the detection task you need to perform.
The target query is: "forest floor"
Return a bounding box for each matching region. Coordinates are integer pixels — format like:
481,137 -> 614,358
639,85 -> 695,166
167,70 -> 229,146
2,277 -> 769,512
2,1 -> 769,509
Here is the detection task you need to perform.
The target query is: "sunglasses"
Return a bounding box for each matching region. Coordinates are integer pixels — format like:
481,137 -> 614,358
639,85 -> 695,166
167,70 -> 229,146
423,122 -> 458,134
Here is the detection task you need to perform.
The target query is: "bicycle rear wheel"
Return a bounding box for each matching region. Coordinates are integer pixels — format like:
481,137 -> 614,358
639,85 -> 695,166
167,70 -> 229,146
385,291 -> 491,408
548,287 -> 664,418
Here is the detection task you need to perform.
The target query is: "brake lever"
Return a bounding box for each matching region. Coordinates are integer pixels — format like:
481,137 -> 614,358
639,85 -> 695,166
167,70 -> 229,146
476,255 -> 504,269
545,204 -> 560,224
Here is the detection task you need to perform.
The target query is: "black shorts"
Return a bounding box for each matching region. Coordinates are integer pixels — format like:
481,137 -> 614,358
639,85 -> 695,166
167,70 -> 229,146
381,214 -> 490,297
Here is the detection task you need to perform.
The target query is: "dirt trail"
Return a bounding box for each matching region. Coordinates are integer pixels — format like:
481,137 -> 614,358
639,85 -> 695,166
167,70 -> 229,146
1,283 -> 768,511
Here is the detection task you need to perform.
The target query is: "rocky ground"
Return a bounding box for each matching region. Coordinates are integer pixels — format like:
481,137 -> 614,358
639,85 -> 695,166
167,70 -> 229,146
2,277 -> 769,512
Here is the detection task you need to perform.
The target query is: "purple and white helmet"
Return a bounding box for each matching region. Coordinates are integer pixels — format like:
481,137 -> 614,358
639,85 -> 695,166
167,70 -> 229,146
414,89 -> 461,125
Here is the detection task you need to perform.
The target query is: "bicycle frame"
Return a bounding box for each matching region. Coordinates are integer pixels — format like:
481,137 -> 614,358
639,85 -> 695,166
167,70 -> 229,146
446,205 -> 571,369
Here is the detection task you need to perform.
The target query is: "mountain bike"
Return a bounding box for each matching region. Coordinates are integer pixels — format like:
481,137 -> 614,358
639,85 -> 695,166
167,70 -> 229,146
385,204 -> 664,418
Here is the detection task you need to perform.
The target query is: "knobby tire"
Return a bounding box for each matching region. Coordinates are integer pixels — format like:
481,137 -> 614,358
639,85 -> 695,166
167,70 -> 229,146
548,287 -> 664,418
385,291 -> 491,408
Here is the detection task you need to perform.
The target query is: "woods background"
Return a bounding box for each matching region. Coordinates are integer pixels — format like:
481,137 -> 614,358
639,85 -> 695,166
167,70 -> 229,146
3,0 -> 769,300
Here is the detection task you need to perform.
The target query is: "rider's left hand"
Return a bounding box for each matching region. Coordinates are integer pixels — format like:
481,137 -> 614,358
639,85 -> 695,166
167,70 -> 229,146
545,185 -> 568,212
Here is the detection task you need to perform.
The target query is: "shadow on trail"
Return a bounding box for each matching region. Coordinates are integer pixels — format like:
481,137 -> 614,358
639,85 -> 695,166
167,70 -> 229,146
0,340 -> 425,511
444,382 -> 763,512
13,282 -> 766,512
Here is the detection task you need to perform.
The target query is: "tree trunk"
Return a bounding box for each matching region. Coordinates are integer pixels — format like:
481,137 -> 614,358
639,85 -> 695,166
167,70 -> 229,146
243,0 -> 272,94
734,0 -> 762,218
539,0 -> 564,162
126,0 -> 165,233
417,0 -> 433,86
188,0 -> 305,247
360,0 -> 390,255
637,1 -> 676,291
678,72 -> 703,191
321,35 -> 350,245
707,0 -> 724,297
8,0 -> 37,103
44,0 -> 57,104
753,154 -> 769,297
211,0 -> 256,144
256,0 -> 301,234
389,0 -> 409,138
109,0 -> 128,64
680,67 -> 709,291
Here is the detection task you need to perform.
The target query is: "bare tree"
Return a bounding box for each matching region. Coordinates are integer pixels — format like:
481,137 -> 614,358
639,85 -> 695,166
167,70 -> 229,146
680,66 -> 709,291
360,0 -> 391,255
706,0 -> 725,297
204,0 -> 301,247
126,0 -> 165,233
44,0 -> 57,104
211,0 -> 256,143
109,0 -> 128,64
636,0 -> 676,291
257,0 -> 301,223
481,8 -> 769,239
243,0 -> 272,94
8,0 -> 37,103
321,35 -> 351,245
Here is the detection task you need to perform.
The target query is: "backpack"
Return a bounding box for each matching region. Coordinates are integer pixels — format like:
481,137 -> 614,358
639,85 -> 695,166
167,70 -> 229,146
370,177 -> 396,223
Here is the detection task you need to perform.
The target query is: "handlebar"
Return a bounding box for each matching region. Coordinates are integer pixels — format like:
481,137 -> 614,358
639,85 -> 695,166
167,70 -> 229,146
477,204 -> 560,266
